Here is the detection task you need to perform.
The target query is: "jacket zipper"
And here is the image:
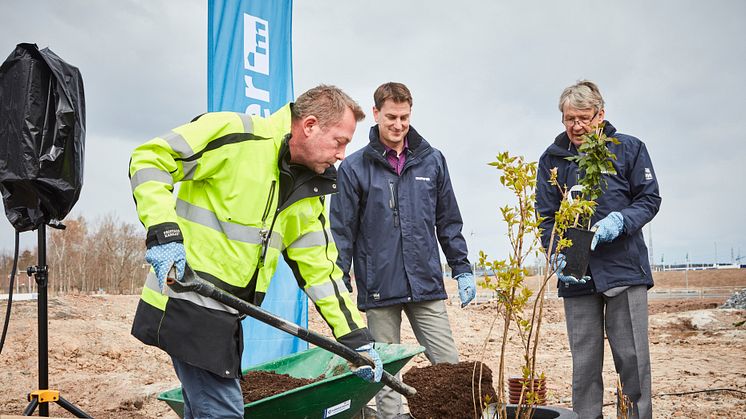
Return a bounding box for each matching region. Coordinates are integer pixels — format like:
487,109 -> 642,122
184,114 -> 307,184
260,210 -> 280,267
388,180 -> 399,228
258,181 -> 276,266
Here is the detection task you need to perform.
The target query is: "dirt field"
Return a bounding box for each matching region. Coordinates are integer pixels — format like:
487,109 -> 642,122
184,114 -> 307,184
1,269 -> 744,418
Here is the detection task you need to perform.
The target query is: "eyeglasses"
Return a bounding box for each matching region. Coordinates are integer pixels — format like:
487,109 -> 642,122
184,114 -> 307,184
562,110 -> 598,127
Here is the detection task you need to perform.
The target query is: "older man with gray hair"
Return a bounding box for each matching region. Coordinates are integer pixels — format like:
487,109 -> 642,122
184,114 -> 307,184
536,80 -> 661,419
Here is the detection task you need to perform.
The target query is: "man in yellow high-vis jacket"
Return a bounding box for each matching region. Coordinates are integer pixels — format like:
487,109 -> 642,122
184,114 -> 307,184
129,85 -> 382,418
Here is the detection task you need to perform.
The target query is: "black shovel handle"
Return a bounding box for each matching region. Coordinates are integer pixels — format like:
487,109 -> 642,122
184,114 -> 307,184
168,269 -> 416,397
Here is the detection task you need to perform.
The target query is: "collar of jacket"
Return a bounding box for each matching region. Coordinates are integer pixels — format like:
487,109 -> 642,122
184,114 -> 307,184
547,120 -> 618,157
364,125 -> 431,167
276,134 -> 338,212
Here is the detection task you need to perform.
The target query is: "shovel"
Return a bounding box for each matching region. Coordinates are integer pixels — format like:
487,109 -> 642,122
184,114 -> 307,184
167,266 -> 416,397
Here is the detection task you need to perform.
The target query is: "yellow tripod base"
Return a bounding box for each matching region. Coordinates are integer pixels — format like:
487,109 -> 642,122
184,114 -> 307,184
23,388 -> 90,417
28,389 -> 60,403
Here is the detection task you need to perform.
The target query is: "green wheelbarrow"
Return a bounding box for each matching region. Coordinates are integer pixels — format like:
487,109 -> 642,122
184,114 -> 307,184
158,342 -> 424,419
159,267 -> 423,418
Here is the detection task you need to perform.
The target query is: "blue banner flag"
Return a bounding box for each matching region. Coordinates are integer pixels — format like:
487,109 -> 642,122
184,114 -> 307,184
208,0 -> 294,115
208,0 -> 307,369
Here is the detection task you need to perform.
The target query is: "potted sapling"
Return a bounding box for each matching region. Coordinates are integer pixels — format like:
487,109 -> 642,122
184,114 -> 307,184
558,124 -> 619,279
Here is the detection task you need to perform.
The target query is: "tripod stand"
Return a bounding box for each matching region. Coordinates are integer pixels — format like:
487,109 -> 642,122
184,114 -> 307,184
22,224 -> 90,418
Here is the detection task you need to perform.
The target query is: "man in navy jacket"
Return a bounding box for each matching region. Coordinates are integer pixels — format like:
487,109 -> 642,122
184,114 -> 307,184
536,80 -> 661,419
331,82 -> 475,418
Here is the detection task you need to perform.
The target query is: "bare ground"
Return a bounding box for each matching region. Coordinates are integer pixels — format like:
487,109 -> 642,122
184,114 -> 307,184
0,269 -> 744,418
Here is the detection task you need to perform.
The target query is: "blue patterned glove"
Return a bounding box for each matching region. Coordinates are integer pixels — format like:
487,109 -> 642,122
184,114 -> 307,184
353,344 -> 383,382
145,242 -> 186,290
590,211 -> 624,251
550,253 -> 589,285
454,272 -> 476,307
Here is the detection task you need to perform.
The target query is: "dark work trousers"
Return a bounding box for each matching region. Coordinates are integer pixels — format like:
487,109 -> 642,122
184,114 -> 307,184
171,356 -> 244,419
563,285 -> 652,419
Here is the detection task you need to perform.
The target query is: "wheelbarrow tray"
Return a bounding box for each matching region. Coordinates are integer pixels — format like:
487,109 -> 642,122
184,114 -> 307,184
158,342 -> 424,419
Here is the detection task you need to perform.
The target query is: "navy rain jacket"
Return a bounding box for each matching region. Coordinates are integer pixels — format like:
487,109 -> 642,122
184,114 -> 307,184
536,122 -> 661,297
330,125 -> 471,310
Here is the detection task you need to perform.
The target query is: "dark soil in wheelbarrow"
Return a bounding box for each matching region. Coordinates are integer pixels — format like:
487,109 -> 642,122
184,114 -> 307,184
404,361 -> 497,418
240,371 -> 319,403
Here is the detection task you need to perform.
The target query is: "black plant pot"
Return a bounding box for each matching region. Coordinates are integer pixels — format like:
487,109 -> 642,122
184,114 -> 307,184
482,404 -> 578,418
561,228 -> 595,279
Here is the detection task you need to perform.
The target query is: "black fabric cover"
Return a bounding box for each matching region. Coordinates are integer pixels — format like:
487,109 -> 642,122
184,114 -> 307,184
0,43 -> 86,231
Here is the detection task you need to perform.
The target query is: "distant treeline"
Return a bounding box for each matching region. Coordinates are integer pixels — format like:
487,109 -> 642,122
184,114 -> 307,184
0,215 -> 148,295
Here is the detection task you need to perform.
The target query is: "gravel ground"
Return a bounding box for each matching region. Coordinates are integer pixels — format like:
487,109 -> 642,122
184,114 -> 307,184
0,269 -> 744,418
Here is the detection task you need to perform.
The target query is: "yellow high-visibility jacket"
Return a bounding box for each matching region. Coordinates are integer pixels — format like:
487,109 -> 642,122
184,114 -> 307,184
129,104 -> 371,377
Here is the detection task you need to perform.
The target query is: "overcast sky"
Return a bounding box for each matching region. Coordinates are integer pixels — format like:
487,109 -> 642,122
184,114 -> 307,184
1,0 -> 744,266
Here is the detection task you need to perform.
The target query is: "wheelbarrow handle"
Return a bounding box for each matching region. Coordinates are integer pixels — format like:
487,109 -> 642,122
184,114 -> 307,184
168,268 -> 416,397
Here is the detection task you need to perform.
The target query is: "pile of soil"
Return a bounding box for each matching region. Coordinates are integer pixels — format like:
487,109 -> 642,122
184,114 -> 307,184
404,361 -> 497,418
240,371 -> 318,404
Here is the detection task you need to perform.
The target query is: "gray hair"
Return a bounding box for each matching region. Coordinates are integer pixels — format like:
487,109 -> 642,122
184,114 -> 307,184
558,80 -> 605,113
292,84 -> 365,127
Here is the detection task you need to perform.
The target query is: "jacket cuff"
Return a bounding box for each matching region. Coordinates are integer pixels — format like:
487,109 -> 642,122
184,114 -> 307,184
618,210 -> 633,235
337,327 -> 374,350
451,266 -> 472,278
146,222 -> 184,249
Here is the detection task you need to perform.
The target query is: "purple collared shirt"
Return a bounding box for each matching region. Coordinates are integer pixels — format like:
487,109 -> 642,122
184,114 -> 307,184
382,138 -> 408,175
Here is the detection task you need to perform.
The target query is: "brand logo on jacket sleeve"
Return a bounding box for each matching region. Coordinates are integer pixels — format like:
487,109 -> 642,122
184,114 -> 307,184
644,168 -> 653,181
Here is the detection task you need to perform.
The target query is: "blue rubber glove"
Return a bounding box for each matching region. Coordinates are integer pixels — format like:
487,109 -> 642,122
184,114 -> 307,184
454,272 -> 476,307
145,242 -> 186,291
550,253 -> 589,285
590,211 -> 624,251
353,344 -> 383,382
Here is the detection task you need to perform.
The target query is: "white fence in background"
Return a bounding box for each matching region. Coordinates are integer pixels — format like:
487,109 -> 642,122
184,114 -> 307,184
0,292 -> 38,301
456,286 -> 744,305
646,287 -> 742,300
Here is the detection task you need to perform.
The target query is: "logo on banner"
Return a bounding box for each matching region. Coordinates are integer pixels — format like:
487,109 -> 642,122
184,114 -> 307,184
244,13 -> 271,116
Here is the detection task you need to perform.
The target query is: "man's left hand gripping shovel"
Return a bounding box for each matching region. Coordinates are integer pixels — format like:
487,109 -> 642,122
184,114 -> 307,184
166,266 -> 416,397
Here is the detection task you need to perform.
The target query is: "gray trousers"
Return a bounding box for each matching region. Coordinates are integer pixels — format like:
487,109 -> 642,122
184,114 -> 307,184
564,285 -> 652,419
366,300 -> 459,418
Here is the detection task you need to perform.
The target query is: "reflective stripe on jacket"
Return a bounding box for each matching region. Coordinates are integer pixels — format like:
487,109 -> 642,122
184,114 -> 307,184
536,121 -> 661,297
330,125 -> 471,310
129,104 -> 371,377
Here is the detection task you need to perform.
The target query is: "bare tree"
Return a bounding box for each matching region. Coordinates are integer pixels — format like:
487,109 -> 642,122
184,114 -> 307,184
3,214 -> 147,295
90,214 -> 147,294
48,216 -> 88,293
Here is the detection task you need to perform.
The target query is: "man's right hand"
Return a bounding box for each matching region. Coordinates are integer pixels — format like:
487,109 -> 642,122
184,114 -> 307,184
550,253 -> 589,285
145,242 -> 186,290
352,343 -> 383,383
